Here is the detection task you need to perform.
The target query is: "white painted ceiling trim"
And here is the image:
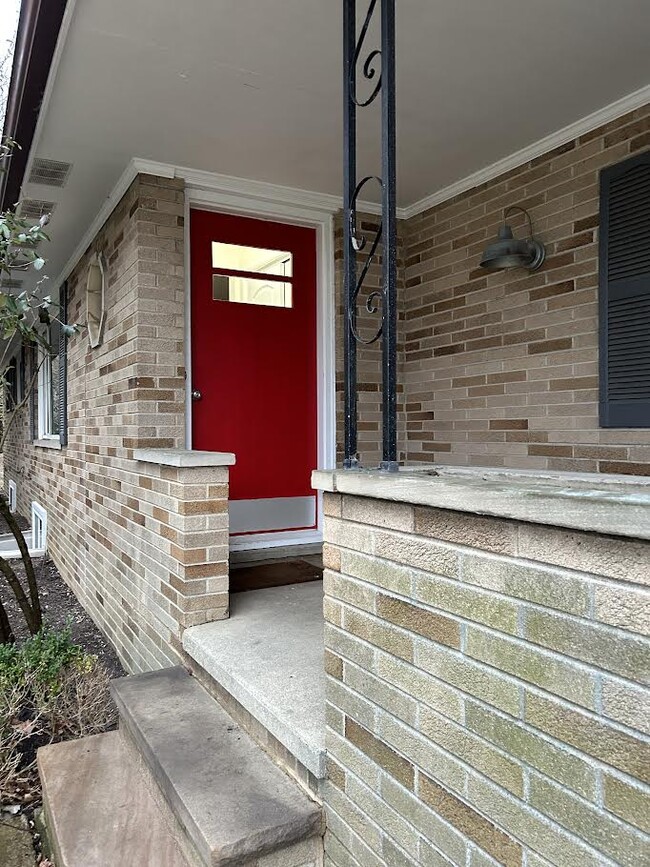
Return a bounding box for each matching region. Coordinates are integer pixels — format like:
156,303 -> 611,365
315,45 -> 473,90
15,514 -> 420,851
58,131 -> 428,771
135,158 -> 394,218
402,82 -> 650,219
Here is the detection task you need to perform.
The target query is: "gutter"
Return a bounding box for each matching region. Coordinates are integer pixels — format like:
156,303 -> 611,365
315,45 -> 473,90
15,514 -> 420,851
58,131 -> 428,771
0,0 -> 68,212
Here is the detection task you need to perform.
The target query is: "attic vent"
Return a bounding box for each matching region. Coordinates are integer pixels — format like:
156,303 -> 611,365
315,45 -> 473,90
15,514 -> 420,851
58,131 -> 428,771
28,158 -> 72,187
20,199 -> 55,221
0,278 -> 23,290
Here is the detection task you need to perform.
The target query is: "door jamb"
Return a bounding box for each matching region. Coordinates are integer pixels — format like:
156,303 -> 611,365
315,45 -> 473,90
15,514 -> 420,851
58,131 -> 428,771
184,184 -> 336,551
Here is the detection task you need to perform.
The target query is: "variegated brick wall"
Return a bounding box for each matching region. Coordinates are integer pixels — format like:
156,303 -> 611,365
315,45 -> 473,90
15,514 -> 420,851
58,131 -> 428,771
322,492 -> 650,867
2,173 -> 220,671
402,105 -> 650,474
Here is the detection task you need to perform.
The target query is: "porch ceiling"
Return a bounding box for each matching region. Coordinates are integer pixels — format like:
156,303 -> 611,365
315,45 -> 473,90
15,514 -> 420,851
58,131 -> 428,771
12,0 -> 650,294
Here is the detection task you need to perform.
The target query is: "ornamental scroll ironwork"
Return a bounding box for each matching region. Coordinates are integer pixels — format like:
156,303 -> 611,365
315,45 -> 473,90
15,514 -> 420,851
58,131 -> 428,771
343,0 -> 397,471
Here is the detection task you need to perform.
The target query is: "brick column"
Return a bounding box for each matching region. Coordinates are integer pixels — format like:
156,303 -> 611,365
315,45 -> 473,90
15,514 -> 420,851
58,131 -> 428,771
134,448 -> 235,643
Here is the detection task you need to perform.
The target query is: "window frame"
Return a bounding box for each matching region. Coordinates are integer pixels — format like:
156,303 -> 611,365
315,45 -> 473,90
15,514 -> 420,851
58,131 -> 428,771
33,282 -> 68,447
36,334 -> 60,442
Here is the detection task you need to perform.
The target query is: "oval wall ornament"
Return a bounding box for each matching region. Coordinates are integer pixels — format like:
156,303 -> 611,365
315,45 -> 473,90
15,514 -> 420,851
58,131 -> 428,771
86,252 -> 106,348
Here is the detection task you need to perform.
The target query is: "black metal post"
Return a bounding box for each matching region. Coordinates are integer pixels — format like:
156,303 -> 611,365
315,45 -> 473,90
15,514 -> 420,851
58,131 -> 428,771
380,0 -> 398,471
343,0 -> 359,469
342,0 -> 398,471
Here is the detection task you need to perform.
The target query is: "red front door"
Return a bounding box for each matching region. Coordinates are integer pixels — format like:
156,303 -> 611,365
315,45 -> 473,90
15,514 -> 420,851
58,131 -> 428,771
190,209 -> 318,539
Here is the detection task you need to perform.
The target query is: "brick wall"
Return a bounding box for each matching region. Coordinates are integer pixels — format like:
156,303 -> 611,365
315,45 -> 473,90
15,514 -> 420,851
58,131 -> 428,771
3,174 -> 202,671
322,491 -> 649,866
402,106 -> 650,474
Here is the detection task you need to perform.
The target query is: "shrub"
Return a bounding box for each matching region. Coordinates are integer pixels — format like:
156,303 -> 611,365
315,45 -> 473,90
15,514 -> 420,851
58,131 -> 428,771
0,628 -> 86,693
0,629 -> 117,805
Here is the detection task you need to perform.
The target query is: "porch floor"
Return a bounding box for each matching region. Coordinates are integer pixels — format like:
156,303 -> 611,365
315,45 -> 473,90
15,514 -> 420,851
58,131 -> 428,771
182,581 -> 325,779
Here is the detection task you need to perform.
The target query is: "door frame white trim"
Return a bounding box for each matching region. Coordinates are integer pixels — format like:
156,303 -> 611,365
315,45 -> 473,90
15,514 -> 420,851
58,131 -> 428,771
184,179 -> 337,551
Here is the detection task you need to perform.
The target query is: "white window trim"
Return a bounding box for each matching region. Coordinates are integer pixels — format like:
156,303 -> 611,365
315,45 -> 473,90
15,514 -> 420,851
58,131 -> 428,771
36,341 -> 60,444
16,351 -> 25,404
7,480 -> 17,514
31,501 -> 48,552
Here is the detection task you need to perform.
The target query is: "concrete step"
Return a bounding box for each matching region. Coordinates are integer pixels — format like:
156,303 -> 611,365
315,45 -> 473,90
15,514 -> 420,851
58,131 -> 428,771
38,731 -> 190,867
111,666 -> 323,867
182,582 -> 326,780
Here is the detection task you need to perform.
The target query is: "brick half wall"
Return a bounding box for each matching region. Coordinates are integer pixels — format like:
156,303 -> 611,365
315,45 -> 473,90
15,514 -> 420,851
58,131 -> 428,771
320,488 -> 649,866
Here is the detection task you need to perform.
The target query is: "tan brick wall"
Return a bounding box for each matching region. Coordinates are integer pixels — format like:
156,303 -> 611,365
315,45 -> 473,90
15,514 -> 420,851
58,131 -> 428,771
322,491 -> 650,866
403,106 -> 650,474
2,174 -> 218,672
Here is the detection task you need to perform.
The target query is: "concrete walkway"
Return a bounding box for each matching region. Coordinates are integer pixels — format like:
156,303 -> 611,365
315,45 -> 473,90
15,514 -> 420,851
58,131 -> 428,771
183,581 -> 326,778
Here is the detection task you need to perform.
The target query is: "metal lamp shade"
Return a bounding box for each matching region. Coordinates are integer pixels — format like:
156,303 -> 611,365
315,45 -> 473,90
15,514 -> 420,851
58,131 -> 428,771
480,223 -> 545,271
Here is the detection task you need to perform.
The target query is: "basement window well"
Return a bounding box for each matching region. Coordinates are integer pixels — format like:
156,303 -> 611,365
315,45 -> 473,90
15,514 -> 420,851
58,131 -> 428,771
31,502 -> 48,551
8,480 -> 17,514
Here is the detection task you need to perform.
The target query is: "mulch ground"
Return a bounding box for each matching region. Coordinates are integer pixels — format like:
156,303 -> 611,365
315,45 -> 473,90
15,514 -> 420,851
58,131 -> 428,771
0,513 -> 124,678
0,513 -> 126,864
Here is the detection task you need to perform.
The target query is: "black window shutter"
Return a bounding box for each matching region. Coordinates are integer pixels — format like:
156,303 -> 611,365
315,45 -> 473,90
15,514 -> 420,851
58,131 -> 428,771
58,281 -> 68,446
599,150 -> 650,428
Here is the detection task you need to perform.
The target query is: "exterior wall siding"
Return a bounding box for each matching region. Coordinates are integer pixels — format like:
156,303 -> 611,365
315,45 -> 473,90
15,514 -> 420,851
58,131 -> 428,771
402,105 -> 650,474
322,491 -> 650,867
3,174 -> 191,671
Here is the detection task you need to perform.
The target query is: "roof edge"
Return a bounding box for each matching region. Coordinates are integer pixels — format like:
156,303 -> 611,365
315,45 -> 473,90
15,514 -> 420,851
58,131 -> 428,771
0,0 -> 68,212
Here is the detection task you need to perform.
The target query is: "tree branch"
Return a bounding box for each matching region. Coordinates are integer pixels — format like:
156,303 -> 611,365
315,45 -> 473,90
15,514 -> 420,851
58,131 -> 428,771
0,495 -> 41,632
0,593 -> 14,644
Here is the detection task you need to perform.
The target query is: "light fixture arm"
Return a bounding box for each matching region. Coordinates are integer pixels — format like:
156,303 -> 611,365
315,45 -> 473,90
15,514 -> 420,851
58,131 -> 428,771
503,205 -> 535,239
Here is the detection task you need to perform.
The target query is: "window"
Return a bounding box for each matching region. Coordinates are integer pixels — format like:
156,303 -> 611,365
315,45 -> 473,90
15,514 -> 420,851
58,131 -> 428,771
33,283 -> 68,445
37,323 -> 61,440
5,357 -> 17,411
210,241 -> 294,309
17,346 -> 26,404
6,348 -> 27,412
7,480 -> 16,514
599,151 -> 650,427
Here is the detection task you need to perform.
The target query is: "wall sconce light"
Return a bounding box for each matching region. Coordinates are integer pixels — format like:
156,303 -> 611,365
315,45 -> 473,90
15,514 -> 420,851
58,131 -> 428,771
480,205 -> 545,271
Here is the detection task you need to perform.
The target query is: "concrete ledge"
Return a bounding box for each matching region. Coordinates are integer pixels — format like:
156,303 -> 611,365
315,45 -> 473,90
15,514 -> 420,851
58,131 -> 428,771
134,447 -> 236,467
312,465 -> 650,541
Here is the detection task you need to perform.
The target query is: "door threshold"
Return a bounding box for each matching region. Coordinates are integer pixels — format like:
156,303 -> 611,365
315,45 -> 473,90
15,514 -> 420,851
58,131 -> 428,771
230,542 -> 322,566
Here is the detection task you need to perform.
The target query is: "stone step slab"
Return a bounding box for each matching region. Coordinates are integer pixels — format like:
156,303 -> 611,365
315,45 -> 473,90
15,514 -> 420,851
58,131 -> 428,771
111,666 -> 323,866
38,731 -> 190,867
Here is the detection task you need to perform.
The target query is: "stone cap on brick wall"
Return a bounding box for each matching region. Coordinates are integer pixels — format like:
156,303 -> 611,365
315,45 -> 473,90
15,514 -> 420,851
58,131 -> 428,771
134,448 -> 236,467
312,465 -> 650,541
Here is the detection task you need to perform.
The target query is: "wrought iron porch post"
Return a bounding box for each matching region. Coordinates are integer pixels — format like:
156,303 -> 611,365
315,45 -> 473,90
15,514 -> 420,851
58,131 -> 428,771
343,0 -> 359,469
380,0 -> 397,471
342,0 -> 398,471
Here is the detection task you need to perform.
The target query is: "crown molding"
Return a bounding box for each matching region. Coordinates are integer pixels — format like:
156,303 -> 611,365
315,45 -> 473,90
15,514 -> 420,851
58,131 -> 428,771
403,82 -> 650,219
132,158 -> 400,218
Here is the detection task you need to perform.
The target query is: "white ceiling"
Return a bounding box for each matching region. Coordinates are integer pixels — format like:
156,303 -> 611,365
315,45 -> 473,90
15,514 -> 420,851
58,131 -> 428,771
16,0 -> 650,293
